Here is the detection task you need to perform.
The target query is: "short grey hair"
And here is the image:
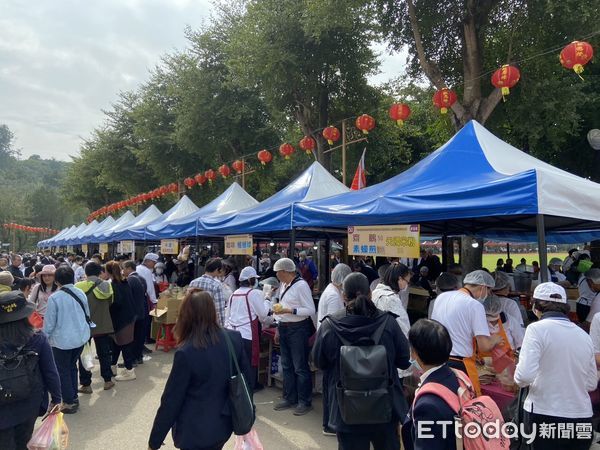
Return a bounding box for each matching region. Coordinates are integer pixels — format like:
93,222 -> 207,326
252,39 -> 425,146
331,263 -> 352,286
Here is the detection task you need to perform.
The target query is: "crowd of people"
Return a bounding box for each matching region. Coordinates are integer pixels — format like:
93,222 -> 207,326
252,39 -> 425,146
1,247 -> 600,449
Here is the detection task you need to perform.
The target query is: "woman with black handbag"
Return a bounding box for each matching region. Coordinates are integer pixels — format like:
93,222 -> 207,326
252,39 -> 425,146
149,289 -> 252,450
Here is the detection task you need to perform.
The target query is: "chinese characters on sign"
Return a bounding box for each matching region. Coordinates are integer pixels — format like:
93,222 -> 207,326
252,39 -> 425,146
347,225 -> 420,258
81,244 -> 88,255
99,243 -> 109,255
224,234 -> 254,256
120,240 -> 135,254
160,239 -> 179,255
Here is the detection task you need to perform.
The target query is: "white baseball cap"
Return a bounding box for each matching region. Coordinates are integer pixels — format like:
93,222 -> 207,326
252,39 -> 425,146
239,266 -> 258,281
143,253 -> 159,262
533,282 -> 567,303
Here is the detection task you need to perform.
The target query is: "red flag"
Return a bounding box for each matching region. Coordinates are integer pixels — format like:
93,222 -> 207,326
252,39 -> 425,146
351,149 -> 367,190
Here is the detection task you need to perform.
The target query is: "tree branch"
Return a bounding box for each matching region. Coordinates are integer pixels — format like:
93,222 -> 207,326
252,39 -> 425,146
406,0 -> 468,125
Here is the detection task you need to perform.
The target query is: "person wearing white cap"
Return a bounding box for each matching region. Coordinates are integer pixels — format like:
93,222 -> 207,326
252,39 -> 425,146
431,269 -> 503,395
224,266 -> 270,391
137,253 -> 158,305
515,282 -> 597,450
271,257 -> 316,416
547,257 -> 568,285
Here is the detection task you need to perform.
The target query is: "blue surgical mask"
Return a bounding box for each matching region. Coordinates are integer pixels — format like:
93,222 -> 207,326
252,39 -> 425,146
409,358 -> 423,374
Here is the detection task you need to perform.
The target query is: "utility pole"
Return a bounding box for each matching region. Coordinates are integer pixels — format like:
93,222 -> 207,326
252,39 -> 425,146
323,120 -> 368,187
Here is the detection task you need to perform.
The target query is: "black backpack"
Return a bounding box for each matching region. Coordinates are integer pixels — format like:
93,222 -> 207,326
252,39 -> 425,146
0,346 -> 41,405
330,314 -> 393,425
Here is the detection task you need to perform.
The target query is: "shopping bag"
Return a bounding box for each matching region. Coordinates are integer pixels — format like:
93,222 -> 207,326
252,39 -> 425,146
51,412 -> 69,449
233,428 -> 264,450
81,343 -> 95,371
29,311 -> 44,329
27,413 -> 58,450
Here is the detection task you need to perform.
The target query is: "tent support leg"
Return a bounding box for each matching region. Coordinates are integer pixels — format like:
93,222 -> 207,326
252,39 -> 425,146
441,234 -> 448,272
506,242 -> 510,260
537,214 -> 548,282
289,229 -> 296,259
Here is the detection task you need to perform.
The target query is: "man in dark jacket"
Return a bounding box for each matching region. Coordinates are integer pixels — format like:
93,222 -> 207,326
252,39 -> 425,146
312,272 -> 410,450
122,260 -> 149,364
401,319 -> 459,450
7,254 -> 24,288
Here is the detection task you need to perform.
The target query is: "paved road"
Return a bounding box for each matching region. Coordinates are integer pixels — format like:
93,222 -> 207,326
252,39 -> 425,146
62,349 -> 337,449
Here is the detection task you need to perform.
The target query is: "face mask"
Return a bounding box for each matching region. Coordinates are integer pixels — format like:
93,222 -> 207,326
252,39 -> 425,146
156,269 -> 163,275
476,288 -> 488,302
409,358 -> 423,375
488,322 -> 500,334
254,279 -> 259,288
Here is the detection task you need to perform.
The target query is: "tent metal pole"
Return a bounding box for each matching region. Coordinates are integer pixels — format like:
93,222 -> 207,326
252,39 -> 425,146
289,229 -> 296,259
506,242 -> 510,260
537,214 -> 548,282
441,234 -> 448,272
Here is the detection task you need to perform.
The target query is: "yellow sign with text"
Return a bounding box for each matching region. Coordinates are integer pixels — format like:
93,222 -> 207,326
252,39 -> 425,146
224,234 -> 253,256
120,240 -> 135,254
99,243 -> 109,255
81,244 -> 88,254
160,239 -> 179,255
348,225 -> 420,258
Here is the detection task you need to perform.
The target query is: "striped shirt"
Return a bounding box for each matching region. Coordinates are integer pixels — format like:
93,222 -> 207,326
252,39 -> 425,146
190,274 -> 226,326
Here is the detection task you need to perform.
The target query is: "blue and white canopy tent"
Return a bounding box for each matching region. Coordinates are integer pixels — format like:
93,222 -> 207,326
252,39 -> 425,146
63,220 -> 100,246
292,121 -> 600,279
142,195 -> 200,241
150,182 -> 259,239
80,216 -> 116,244
39,226 -> 71,247
54,223 -> 87,246
195,161 -> 350,237
97,210 -> 137,243
109,205 -> 163,242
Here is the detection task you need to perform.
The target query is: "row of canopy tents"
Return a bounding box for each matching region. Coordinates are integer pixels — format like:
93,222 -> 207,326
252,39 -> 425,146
41,121 -> 600,253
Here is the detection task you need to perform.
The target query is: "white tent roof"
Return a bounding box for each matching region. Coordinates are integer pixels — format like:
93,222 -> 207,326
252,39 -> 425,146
126,205 -> 163,229
58,223 -> 87,243
88,216 -> 116,242
210,181 -> 259,215
102,211 -> 136,237
73,220 -> 99,240
474,122 -> 600,222
147,195 -> 200,231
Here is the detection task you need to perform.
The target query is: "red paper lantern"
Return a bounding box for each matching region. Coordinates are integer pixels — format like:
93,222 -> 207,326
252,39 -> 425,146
168,183 -> 178,193
299,136 -> 316,155
195,173 -> 207,186
184,177 -> 196,189
356,114 -> 376,134
491,65 -> 521,96
205,169 -> 217,183
322,126 -> 341,145
232,160 -> 245,174
433,88 -> 457,114
257,149 -> 272,165
388,103 -> 411,126
219,164 -> 231,178
279,143 -> 295,160
560,41 -> 594,76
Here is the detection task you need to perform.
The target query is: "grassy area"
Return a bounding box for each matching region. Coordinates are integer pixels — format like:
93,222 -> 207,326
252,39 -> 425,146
481,252 -> 566,271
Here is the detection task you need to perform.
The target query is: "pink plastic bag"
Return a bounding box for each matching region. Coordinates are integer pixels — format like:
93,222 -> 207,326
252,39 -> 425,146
234,428 -> 264,450
27,414 -> 57,450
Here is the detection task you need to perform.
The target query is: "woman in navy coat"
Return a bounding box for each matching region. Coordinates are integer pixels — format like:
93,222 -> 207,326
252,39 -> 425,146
149,289 -> 251,450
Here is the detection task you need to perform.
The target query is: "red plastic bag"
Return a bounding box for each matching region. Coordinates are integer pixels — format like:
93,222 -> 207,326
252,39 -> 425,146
29,311 -> 44,329
234,428 -> 263,450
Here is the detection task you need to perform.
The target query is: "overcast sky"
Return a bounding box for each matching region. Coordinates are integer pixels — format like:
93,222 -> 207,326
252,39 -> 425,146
0,0 -> 404,161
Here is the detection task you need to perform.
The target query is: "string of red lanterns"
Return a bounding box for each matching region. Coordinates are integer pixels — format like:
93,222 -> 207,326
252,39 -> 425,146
85,39 -> 593,222
3,223 -> 59,235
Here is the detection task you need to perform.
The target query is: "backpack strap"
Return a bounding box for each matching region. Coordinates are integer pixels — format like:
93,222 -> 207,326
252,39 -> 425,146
448,368 -> 477,401
371,314 -> 390,345
414,382 -> 461,414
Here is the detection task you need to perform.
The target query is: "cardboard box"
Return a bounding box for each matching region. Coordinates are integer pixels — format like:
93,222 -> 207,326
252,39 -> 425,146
150,295 -> 183,324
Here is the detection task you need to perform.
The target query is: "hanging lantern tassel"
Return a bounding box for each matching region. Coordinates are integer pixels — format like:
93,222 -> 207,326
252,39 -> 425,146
560,41 -> 594,80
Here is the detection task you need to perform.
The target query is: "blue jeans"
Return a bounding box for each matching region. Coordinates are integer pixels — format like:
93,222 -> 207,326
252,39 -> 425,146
52,346 -> 83,404
279,319 -> 313,406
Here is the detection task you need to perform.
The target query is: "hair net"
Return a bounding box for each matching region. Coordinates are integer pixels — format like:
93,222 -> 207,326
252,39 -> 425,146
463,270 -> 496,287
331,263 -> 352,286
493,271 -> 510,292
483,295 -> 503,317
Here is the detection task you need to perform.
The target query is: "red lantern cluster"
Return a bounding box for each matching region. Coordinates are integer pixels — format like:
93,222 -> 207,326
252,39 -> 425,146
205,169 -> 217,183
3,223 -> 59,234
388,103 -> 411,126
279,143 -> 295,160
322,126 -> 341,145
184,177 -> 196,189
195,173 -> 207,186
355,114 -> 376,134
299,136 -> 316,155
433,88 -> 457,114
491,65 -> 521,97
257,149 -> 272,165
560,41 -> 594,76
